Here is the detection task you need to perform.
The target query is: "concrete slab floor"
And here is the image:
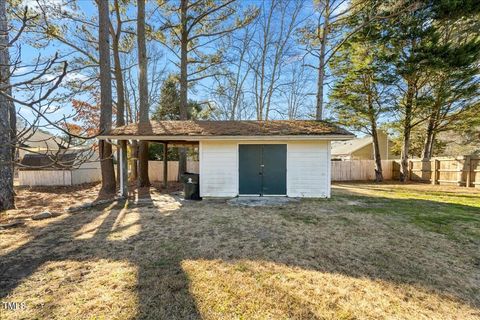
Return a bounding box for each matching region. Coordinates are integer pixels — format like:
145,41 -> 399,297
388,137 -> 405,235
227,196 -> 299,207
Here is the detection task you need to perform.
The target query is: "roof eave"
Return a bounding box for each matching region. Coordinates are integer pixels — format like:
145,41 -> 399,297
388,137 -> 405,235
97,134 -> 355,141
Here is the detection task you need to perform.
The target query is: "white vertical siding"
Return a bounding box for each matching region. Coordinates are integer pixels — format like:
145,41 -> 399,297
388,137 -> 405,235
287,141 -> 330,198
199,141 -> 238,197
199,139 -> 332,198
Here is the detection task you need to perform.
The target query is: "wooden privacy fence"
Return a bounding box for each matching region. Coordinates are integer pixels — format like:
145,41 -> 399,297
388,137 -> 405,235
147,161 -> 199,182
148,160 -> 393,181
331,160 -> 394,181
392,156 -> 480,187
148,160 -> 395,182
146,157 -> 479,186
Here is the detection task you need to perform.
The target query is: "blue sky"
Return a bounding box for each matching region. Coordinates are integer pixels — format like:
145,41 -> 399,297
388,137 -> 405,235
13,0 -> 347,136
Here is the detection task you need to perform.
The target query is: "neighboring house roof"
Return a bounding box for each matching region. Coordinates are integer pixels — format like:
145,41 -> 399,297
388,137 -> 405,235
18,148 -> 98,170
331,136 -> 372,156
100,120 -> 354,140
19,152 -> 78,170
18,129 -> 65,151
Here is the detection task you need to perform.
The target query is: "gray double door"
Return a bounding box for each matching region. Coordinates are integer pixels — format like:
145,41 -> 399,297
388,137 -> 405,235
239,144 -> 287,196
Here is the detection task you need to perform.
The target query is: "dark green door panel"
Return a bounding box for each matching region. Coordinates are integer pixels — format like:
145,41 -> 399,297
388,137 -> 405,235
238,144 -> 287,196
239,144 -> 262,195
262,144 -> 287,195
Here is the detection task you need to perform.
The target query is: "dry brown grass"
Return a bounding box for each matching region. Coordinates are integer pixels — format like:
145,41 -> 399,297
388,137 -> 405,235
183,259 -> 476,320
0,182 -> 101,224
0,182 -> 479,319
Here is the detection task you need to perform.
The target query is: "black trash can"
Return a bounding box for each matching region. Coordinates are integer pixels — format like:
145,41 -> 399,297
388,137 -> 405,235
181,172 -> 201,200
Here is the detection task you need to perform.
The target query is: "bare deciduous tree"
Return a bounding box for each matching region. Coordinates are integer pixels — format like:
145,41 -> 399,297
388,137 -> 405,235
98,0 -> 116,194
250,0 -> 305,120
210,24 -> 256,120
281,62 -> 312,120
300,0 -> 415,120
136,0 -> 150,187
1,3 -> 98,210
0,0 -> 15,210
157,0 -> 256,175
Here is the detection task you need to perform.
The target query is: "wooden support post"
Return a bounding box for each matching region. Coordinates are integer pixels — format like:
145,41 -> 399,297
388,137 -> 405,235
119,140 -> 128,197
473,157 -> 479,188
465,155 -> 472,188
431,159 -> 438,185
163,142 -> 168,189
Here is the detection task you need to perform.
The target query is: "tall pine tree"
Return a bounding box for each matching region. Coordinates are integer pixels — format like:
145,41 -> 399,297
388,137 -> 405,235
379,0 -> 437,181
330,4 -> 393,182
419,1 -> 480,158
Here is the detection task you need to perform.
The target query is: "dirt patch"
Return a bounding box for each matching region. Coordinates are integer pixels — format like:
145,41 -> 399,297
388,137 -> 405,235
0,183 -> 101,224
0,182 -> 183,224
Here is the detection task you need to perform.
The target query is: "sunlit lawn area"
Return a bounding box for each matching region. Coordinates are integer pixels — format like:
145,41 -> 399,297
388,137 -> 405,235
0,182 -> 479,319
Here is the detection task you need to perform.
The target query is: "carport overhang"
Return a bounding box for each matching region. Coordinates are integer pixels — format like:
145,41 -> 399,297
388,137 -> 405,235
97,120 -> 355,198
100,135 -> 354,199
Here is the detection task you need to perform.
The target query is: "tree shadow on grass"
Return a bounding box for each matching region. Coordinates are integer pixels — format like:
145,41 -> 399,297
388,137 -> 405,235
334,182 -> 480,198
332,185 -> 480,240
1,186 -> 480,319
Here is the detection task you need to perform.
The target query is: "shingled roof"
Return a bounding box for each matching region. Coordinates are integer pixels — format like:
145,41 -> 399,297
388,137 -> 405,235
19,152 -> 78,170
102,120 -> 353,138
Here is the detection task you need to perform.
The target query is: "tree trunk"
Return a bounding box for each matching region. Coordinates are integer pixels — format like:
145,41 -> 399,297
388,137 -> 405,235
422,106 -> 440,159
9,87 -> 16,166
178,0 -> 189,177
113,0 -> 126,186
367,88 -> 383,182
130,140 -> 138,181
316,0 -> 329,120
399,131 -> 410,182
98,0 -> 116,195
137,0 -> 150,187
316,56 -> 325,120
371,129 -> 383,182
427,132 -> 436,158
179,0 -> 189,121
119,140 -> 128,197
138,141 -> 149,186
422,119 -> 435,159
0,0 -> 15,211
399,82 -> 414,182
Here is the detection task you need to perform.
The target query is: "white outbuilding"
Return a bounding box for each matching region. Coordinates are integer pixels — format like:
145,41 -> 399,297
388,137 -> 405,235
99,120 -> 354,198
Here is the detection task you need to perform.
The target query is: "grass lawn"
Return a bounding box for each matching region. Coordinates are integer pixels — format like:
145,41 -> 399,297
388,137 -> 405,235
0,182 -> 479,319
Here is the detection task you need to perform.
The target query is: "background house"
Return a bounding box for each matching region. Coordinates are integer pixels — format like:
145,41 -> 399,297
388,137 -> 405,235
18,150 -> 100,186
17,128 -> 66,160
331,131 -> 395,160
